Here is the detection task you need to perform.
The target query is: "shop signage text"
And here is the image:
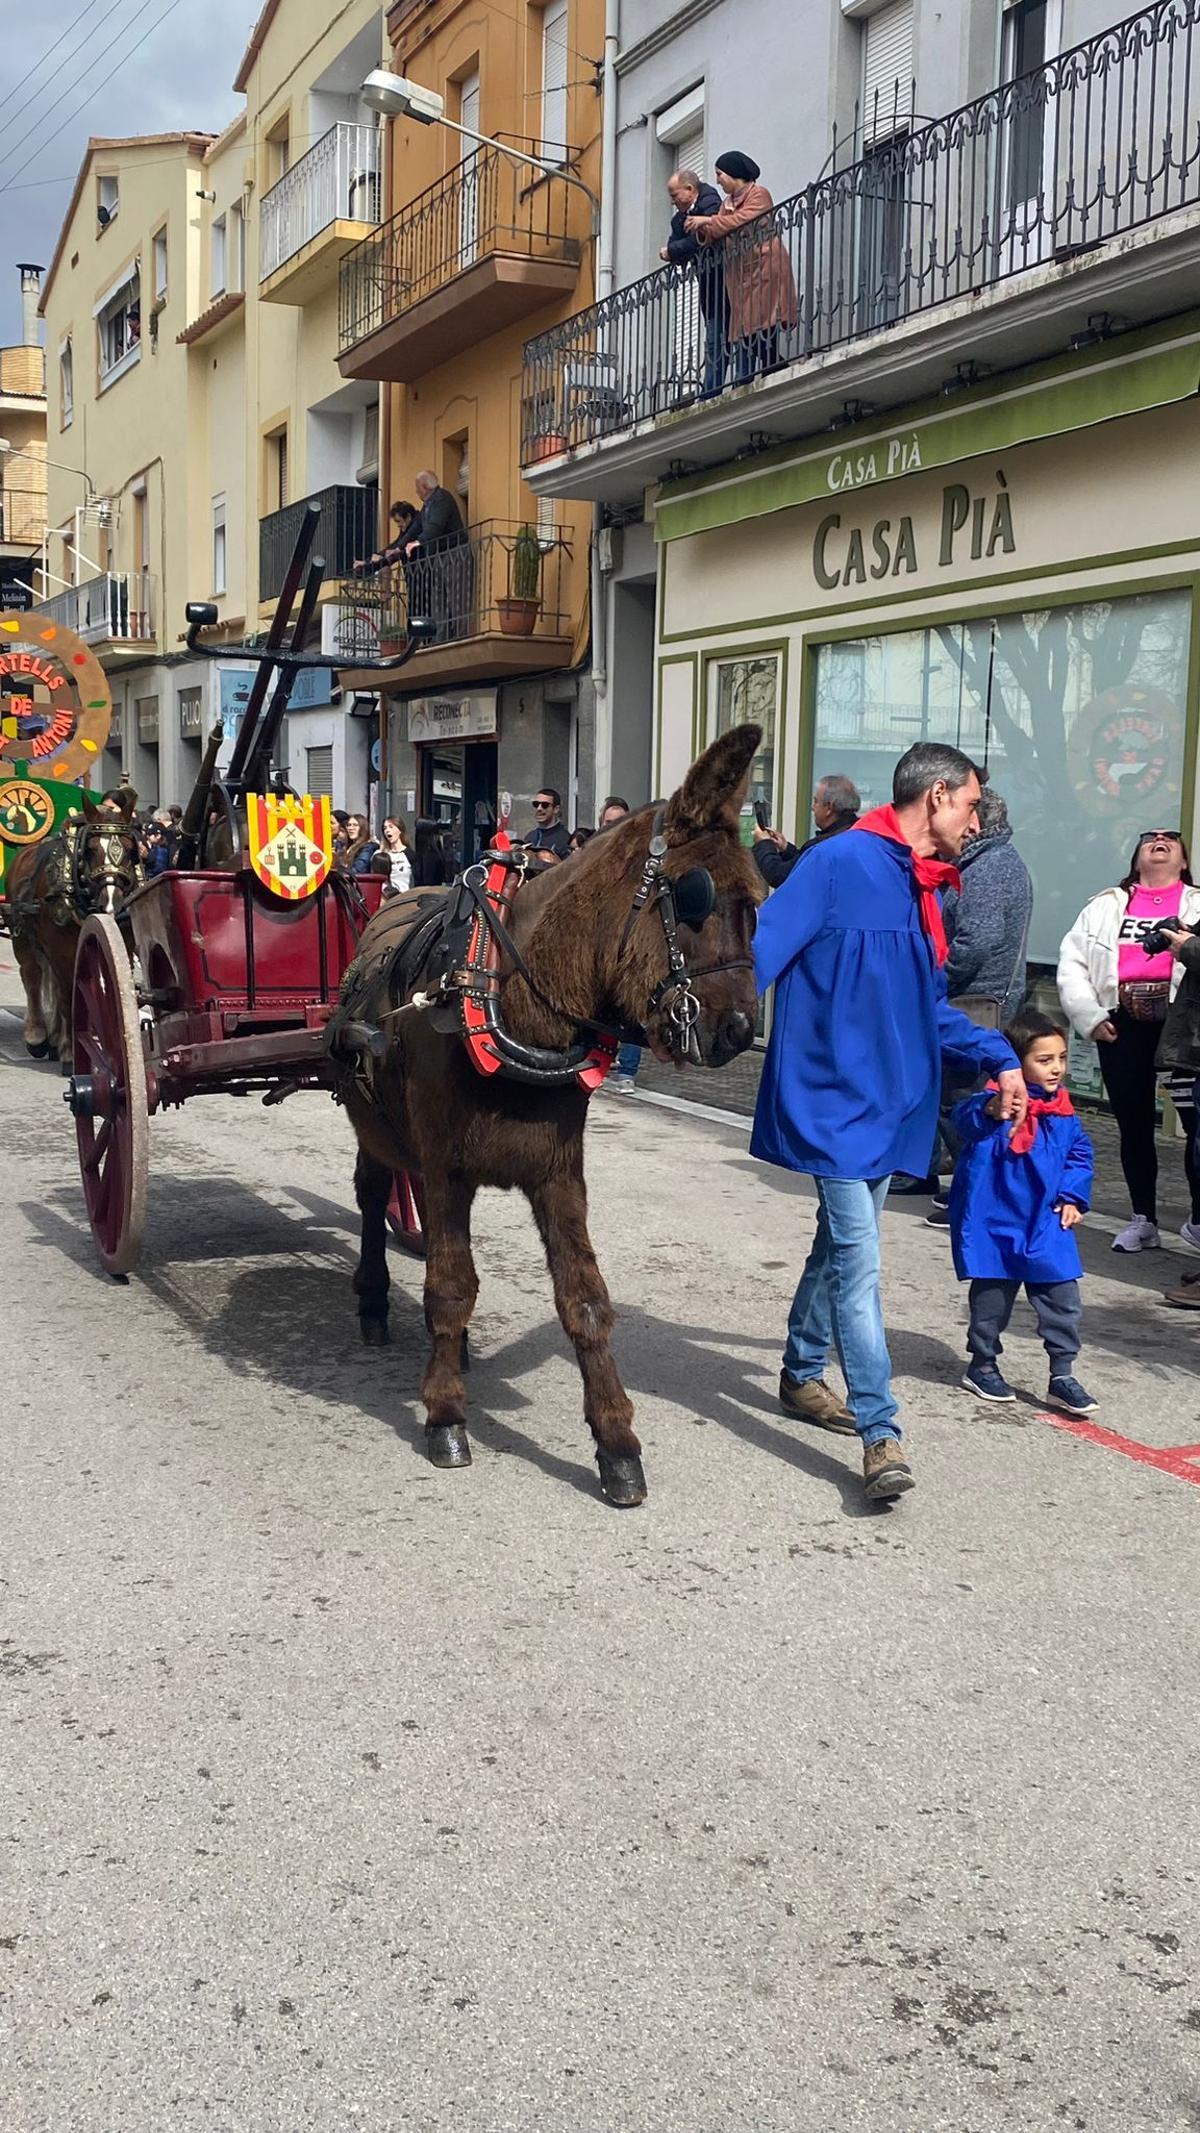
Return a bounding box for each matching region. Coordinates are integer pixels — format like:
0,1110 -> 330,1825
408,691 -> 498,745
813,470 -> 1016,591
826,431 -> 923,492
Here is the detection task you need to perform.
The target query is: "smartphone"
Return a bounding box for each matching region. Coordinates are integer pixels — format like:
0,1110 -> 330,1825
753,800 -> 771,830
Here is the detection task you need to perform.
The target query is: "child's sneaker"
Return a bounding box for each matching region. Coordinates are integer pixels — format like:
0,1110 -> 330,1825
1047,1375 -> 1098,1417
962,1362 -> 1017,1403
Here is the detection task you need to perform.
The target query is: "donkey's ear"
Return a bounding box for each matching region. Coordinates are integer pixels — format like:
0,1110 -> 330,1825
115,786 -> 138,822
81,788 -> 101,821
663,722 -> 762,838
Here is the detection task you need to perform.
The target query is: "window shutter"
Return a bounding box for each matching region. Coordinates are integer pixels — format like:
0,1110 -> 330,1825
277,431 -> 289,509
862,0 -> 913,142
541,0 -> 569,164
306,744 -> 333,798
674,122 -> 706,189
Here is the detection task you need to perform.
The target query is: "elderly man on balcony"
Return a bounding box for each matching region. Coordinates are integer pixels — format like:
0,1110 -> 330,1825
685,151 -> 797,386
405,469 -> 471,643
660,167 -> 728,400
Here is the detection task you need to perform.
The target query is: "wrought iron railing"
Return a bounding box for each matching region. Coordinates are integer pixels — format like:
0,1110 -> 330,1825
522,0 -> 1200,458
259,483 -> 378,602
37,571 -> 155,644
339,138 -> 579,351
260,122 -> 382,281
0,487 -> 45,544
333,519 -> 573,648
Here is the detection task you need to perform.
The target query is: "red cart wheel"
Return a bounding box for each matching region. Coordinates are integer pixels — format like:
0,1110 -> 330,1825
69,913 -> 148,1277
387,1170 -> 426,1257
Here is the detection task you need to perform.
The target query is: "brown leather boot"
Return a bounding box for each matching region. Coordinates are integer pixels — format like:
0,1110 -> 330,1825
1164,1272 -> 1200,1309
863,1437 -> 914,1500
778,1371 -> 856,1435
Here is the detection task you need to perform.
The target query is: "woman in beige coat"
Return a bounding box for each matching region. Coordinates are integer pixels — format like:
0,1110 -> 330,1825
686,151 -> 797,384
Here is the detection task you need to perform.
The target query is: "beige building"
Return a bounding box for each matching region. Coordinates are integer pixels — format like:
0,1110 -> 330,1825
0,267 -> 48,615
37,132 -> 218,805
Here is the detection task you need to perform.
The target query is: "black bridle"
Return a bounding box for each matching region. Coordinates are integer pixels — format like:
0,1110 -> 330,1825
68,821 -> 143,916
445,809 -> 754,1081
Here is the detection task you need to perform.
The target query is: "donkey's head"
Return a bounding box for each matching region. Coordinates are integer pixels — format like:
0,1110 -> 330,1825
75,787 -> 143,915
603,722 -> 765,1069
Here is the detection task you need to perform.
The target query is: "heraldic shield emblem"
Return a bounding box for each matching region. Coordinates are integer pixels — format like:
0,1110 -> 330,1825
246,793 -> 334,900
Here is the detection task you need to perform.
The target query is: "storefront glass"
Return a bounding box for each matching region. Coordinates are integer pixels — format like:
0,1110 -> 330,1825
712,654 -> 778,817
812,589 -> 1192,960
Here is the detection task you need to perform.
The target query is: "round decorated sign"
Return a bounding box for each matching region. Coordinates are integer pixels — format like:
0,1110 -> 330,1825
1068,684 -> 1182,818
0,778 -> 57,843
0,612 -> 111,782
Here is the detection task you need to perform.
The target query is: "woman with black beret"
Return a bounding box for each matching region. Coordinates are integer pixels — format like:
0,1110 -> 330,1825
686,151 -> 797,383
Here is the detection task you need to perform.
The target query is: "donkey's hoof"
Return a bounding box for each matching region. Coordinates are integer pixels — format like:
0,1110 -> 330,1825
597,1450 -> 647,1507
25,1040 -> 50,1060
426,1422 -> 472,1469
359,1314 -> 389,1347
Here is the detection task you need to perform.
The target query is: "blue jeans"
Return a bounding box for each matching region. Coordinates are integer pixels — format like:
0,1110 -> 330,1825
616,1041 -> 641,1080
783,1176 -> 899,1446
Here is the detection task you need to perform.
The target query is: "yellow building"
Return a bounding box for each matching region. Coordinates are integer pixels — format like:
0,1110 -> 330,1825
0,267 -> 48,614
335,0 -> 602,861
37,132 -> 216,805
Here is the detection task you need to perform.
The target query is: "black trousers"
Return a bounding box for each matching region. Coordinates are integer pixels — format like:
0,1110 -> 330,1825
1097,1010 -> 1200,1225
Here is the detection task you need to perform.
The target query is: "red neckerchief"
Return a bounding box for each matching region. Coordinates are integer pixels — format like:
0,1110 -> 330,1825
853,804 -> 960,967
986,1079 -> 1074,1154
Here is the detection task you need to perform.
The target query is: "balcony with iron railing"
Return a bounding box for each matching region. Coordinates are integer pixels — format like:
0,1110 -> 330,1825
36,572 -> 155,651
523,0 -> 1200,500
329,518 -> 576,687
259,483 -> 379,605
260,122 -> 383,305
338,139 -> 583,384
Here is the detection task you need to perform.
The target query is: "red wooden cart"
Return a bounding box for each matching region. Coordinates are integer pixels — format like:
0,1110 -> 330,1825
64,504 -> 429,1275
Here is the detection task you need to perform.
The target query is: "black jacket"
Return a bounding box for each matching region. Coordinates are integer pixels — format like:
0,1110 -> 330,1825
410,486 -> 467,552
1159,931 -> 1200,1072
528,819 -> 572,861
665,184 -> 726,318
753,810 -> 858,890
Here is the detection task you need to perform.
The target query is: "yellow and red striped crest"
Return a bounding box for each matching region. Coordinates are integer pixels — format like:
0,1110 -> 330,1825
245,792 -> 333,900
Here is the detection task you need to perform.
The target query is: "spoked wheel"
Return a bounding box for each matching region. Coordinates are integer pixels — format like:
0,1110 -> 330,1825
67,913 -> 148,1277
387,1170 -> 426,1258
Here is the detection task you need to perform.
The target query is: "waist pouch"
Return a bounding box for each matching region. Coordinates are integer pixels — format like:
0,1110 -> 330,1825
1118,979 -> 1170,1023
949,992 -> 1002,1030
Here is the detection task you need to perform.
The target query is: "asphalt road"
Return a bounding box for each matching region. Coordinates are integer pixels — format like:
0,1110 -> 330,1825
2,962 -> 1199,2133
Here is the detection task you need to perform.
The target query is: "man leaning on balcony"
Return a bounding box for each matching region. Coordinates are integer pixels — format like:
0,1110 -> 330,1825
405,470 -> 470,643
661,168 -> 728,401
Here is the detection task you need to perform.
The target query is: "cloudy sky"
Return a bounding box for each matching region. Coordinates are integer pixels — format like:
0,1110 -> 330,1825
0,0 -> 255,344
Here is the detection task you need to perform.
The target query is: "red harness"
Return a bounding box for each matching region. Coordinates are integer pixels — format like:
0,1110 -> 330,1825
459,831 -> 617,1093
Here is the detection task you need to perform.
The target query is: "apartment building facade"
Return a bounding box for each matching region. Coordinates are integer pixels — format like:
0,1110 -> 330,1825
526,0 -> 1200,1078
0,268 -> 48,614
335,0 -> 603,864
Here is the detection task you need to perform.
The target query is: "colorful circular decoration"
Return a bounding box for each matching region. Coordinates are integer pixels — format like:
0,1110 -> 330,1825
0,612 -> 111,782
1068,684 -> 1182,819
0,778 -> 57,844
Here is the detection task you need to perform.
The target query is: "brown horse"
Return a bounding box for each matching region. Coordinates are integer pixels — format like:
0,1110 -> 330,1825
7,789 -> 142,1060
332,722 -> 764,1506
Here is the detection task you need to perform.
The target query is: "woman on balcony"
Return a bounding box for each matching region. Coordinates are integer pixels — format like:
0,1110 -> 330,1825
685,152 -> 798,386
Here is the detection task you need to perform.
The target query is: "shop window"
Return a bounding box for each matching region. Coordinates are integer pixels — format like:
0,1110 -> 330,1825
711,653 -> 778,820
811,588 -> 1191,963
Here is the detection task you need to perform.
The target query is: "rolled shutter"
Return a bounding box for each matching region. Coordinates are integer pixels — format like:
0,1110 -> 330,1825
541,0 -> 569,164
306,744 -> 333,798
862,0 -> 913,142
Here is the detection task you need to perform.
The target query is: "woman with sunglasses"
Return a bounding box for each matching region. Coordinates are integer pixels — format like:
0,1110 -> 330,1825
1058,830 -> 1200,1251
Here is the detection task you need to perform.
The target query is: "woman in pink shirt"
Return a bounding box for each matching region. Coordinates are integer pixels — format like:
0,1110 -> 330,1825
1058,830 -> 1200,1251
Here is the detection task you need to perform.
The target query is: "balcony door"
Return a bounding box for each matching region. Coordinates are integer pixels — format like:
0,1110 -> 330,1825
656,88 -> 707,404
999,0 -> 1064,272
458,71 -> 481,271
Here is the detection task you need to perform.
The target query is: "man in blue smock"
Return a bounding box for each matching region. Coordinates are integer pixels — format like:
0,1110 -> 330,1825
750,742 -> 1027,1501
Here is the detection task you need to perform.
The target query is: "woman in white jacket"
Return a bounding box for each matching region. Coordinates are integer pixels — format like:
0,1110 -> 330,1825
1057,830 -> 1200,1252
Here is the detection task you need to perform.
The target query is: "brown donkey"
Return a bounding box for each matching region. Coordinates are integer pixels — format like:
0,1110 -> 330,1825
6,790 -> 142,1061
333,722 -> 765,1506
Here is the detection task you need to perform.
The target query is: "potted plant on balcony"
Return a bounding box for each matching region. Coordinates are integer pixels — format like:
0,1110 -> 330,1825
496,525 -> 542,637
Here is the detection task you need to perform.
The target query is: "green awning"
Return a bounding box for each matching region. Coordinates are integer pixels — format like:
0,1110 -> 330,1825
653,316 -> 1200,543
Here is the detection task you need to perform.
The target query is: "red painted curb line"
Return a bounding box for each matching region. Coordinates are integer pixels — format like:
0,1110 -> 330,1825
1038,1409 -> 1200,1486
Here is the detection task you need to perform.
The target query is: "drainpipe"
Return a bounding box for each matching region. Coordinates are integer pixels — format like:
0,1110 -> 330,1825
590,0 -> 620,801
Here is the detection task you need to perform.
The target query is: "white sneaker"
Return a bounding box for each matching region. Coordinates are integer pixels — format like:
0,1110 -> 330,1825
605,1074 -> 636,1096
1181,1221 -> 1200,1253
1111,1215 -> 1161,1253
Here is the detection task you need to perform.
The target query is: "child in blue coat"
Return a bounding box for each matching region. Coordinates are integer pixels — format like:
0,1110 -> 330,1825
949,1009 -> 1097,1416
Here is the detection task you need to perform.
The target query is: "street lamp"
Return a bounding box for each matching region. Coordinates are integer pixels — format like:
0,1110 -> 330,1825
360,69 -> 601,238
0,437 -> 96,501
